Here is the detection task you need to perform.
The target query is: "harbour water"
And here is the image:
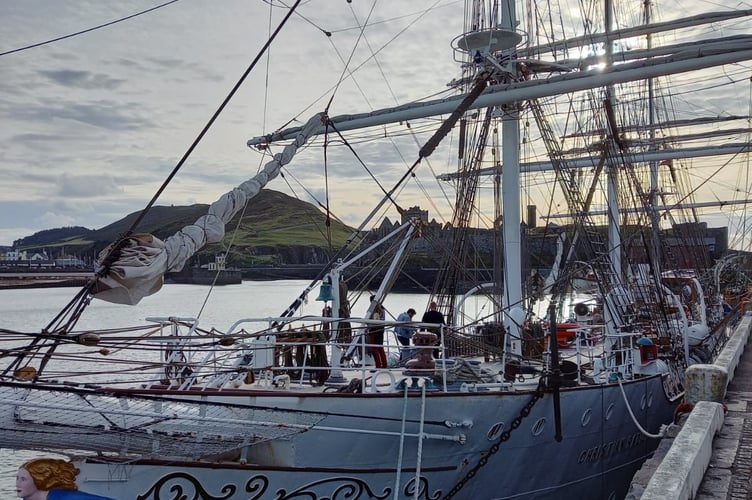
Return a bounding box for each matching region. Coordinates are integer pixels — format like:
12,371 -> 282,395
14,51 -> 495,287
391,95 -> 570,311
0,280 -> 450,496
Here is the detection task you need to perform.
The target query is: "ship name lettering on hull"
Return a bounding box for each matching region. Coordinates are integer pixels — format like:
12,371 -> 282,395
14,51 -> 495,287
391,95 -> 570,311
577,432 -> 647,464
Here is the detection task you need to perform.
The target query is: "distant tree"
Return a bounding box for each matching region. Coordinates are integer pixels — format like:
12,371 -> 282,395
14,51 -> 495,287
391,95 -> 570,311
15,227 -> 93,249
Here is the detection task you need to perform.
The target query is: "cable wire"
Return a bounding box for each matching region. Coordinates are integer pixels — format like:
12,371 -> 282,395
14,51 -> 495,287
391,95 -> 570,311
0,1 -> 180,57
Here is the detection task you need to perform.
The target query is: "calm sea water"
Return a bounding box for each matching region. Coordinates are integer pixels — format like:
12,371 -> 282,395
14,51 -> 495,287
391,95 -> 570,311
0,280 -> 455,496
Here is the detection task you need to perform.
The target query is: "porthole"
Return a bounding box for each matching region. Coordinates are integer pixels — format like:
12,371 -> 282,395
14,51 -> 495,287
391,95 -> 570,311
581,408 -> 592,427
640,394 -> 647,410
532,417 -> 546,436
487,422 -> 505,441
605,403 -> 615,421
647,391 -> 654,408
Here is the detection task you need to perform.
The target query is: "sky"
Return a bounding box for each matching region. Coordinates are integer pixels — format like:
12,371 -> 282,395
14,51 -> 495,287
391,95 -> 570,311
0,0 -> 465,247
2,0 -> 752,249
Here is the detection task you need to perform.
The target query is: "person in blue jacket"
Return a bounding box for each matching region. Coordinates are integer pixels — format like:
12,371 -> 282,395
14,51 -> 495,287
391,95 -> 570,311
395,308 -> 417,364
16,458 -> 115,500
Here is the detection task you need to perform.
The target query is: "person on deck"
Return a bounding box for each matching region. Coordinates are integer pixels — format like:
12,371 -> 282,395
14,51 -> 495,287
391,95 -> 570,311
422,301 -> 446,333
395,308 -> 417,364
422,301 -> 446,358
368,295 -> 388,369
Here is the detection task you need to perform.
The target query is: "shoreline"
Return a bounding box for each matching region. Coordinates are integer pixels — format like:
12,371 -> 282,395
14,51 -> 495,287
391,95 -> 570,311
0,265 -> 440,292
0,265 -> 478,292
0,278 -> 90,290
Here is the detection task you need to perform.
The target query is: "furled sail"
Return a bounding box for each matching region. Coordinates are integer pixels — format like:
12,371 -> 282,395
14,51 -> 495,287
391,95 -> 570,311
93,113 -> 325,305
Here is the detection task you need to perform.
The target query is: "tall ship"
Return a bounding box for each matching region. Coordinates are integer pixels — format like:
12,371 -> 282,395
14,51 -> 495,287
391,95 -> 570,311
1,1 -> 752,499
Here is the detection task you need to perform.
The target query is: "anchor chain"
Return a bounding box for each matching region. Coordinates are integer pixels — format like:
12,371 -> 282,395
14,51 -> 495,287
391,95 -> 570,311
442,377 -> 547,499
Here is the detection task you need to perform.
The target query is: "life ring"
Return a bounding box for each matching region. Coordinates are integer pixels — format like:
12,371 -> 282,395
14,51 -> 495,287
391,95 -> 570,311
369,370 -> 396,393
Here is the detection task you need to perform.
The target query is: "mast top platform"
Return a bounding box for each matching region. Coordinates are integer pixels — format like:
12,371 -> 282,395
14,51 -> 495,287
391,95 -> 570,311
453,27 -> 522,56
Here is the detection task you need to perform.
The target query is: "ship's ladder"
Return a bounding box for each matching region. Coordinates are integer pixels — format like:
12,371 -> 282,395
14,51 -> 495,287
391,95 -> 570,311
393,382 -> 428,500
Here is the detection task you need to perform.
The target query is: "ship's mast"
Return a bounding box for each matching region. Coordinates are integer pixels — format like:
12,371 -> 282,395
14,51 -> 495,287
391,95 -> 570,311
604,0 -> 622,283
499,0 -> 524,356
450,0 -> 525,355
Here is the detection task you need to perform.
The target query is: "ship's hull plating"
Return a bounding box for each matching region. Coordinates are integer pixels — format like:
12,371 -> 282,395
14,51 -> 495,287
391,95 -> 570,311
18,374 -> 679,500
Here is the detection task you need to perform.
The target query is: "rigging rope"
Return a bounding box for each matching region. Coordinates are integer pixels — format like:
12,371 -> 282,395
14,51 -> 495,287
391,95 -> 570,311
324,1 -> 376,113
5,0 -> 307,380
268,61 -> 498,343
419,72 -> 491,159
326,121 -> 404,212
617,377 -> 666,439
96,0 -> 305,275
48,0 -> 305,336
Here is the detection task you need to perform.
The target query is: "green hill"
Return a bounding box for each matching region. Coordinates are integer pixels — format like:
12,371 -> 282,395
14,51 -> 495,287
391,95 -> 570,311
15,189 -> 354,266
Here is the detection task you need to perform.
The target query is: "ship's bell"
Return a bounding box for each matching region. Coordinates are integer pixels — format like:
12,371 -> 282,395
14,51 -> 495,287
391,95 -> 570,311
316,282 -> 334,302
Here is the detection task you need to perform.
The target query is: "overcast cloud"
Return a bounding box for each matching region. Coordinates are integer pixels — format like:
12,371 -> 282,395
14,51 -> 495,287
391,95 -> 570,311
1,0 -> 751,248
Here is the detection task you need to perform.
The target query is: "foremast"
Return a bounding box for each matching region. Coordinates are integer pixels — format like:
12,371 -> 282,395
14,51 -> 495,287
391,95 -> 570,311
434,0 -> 526,355
498,0 -> 525,357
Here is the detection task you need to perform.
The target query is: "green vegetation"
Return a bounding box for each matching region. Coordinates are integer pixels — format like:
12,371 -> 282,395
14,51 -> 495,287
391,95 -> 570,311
13,189 -> 354,266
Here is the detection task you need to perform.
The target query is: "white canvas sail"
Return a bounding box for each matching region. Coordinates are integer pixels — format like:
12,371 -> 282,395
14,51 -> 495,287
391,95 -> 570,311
93,113 -> 324,305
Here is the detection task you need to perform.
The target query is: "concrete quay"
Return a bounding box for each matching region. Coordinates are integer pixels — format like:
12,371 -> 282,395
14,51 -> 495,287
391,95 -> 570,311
629,312 -> 752,500
696,337 -> 752,500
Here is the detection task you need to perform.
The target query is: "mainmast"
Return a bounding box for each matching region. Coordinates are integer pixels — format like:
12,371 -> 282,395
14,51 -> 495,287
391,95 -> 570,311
604,0 -> 622,282
645,0 -> 666,275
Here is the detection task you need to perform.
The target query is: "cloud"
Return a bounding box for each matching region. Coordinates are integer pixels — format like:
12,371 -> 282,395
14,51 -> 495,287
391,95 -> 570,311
8,98 -> 155,131
37,211 -> 77,228
38,69 -> 125,90
57,173 -> 123,198
61,102 -> 154,130
8,132 -> 67,143
0,0 -> 750,251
